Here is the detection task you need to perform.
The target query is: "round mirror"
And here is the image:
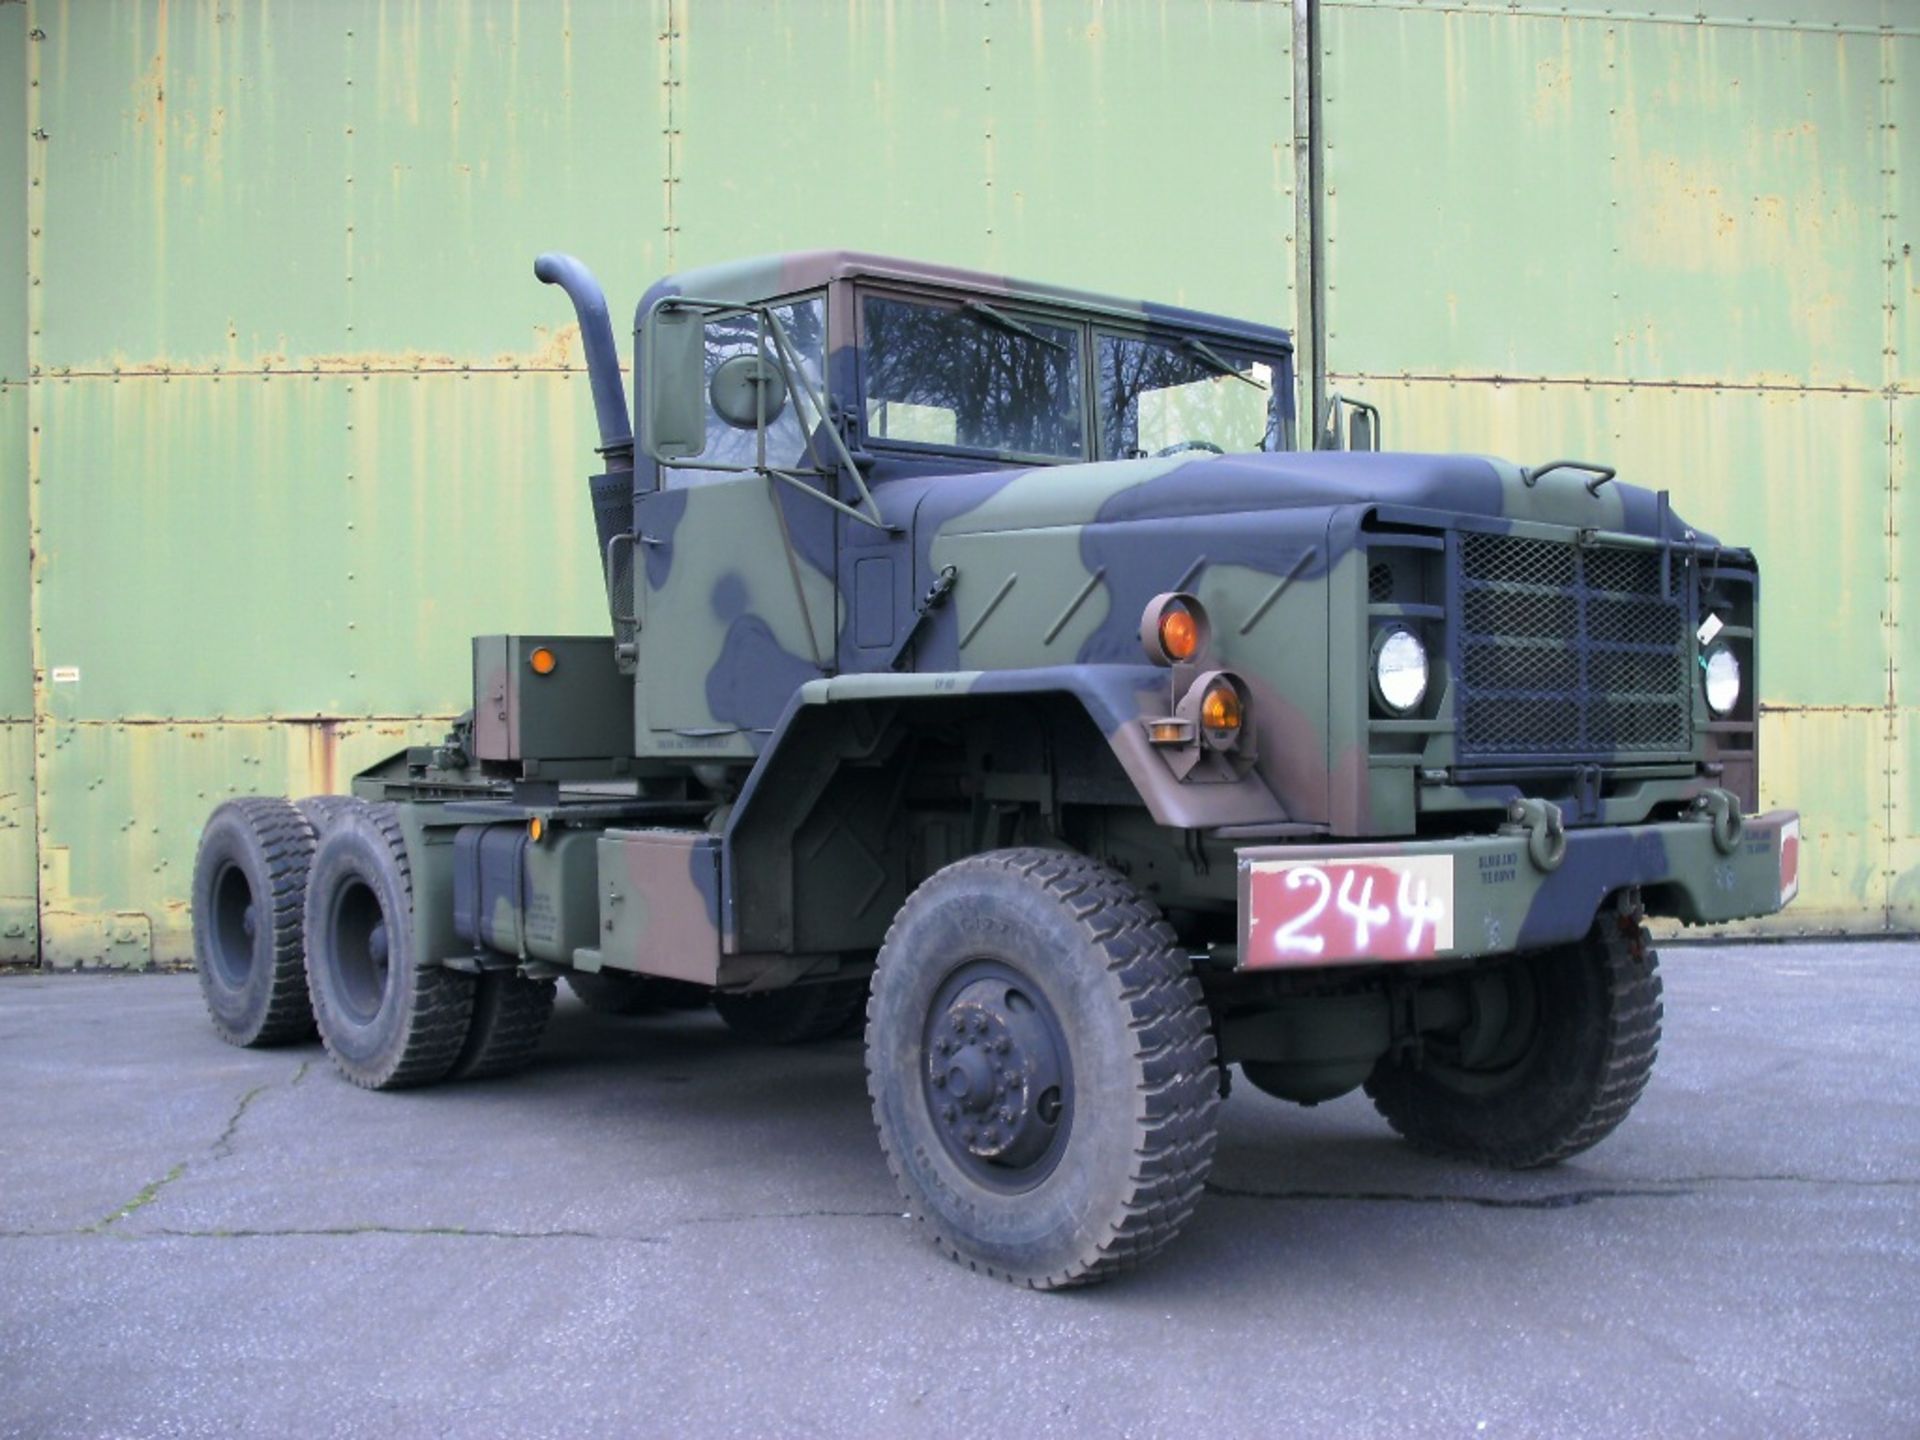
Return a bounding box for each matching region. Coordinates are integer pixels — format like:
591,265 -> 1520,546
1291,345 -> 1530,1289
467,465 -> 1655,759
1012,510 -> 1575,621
709,352 -> 789,431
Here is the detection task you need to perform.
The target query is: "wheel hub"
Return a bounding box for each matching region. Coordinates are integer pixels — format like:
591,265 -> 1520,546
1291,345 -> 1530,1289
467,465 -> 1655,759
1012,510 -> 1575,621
926,976 -> 1068,1174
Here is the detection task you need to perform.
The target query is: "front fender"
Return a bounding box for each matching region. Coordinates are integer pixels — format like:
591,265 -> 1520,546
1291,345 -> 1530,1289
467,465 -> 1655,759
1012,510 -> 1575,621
753,667 -> 1288,833
719,667 -> 1288,954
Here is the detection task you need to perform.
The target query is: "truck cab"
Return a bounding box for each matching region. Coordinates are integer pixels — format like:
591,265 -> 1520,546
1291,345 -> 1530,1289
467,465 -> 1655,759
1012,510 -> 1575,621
189,251 -> 1800,1289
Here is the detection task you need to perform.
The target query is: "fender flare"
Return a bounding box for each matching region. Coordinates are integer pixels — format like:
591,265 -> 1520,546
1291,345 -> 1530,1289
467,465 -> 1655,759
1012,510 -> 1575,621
733,666 -> 1288,837
720,667 -> 1289,953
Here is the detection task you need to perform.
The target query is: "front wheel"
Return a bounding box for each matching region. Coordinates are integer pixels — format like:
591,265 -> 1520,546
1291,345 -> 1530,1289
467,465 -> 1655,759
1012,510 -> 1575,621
1364,911 -> 1663,1168
866,849 -> 1221,1289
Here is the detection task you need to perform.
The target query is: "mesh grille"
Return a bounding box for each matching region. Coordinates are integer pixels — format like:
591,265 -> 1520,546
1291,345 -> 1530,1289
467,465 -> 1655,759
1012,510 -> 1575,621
1368,562 -> 1394,604
1454,532 -> 1690,760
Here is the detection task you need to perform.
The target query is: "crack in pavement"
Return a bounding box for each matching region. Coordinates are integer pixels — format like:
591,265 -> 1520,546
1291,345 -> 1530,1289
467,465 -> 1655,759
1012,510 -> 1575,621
86,1068 -> 300,1232
87,1162 -> 188,1231
4,1207 -> 909,1244
1206,1171 -> 1920,1209
11,1172 -> 1910,1243
0,1224 -> 665,1243
1206,1181 -> 1692,1210
674,1209 -> 910,1227
147,1225 -> 668,1243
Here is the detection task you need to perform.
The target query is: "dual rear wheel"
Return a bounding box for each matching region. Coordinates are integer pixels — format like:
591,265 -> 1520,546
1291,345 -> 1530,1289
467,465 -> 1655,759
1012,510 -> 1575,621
191,796 -> 554,1089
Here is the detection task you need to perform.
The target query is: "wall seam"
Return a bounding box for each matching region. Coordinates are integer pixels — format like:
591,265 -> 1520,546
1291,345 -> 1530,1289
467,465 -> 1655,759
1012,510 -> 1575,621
982,0 -> 995,254
1320,0 -> 1920,41
1322,371 -> 1880,398
23,1 -> 44,965
1881,27 -> 1902,934
660,0 -> 681,271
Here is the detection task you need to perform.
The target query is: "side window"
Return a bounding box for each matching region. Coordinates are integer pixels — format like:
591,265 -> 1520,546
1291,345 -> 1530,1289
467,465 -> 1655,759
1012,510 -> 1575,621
667,294 -> 828,485
1097,333 -> 1280,459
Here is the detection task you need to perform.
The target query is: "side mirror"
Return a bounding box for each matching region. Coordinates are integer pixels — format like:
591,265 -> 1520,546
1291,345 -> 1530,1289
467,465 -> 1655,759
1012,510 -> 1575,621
644,305 -> 708,461
1319,392 -> 1382,452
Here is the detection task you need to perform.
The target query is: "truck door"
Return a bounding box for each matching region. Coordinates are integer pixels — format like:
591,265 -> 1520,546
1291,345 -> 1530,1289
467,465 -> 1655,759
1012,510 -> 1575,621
633,295 -> 837,753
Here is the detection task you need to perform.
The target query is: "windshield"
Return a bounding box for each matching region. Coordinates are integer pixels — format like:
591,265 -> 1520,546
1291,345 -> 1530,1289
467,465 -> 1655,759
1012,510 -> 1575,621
862,294 -> 1086,460
1098,333 -> 1281,459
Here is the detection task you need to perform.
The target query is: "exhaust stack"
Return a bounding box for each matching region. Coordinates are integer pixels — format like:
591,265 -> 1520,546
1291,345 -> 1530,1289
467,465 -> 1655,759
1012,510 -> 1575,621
534,252 -> 634,468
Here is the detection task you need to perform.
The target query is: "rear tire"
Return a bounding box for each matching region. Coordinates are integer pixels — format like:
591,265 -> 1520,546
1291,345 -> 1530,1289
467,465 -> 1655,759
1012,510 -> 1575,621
448,973 -> 556,1081
866,848 -> 1221,1289
715,978 -> 866,1045
190,797 -> 318,1047
295,794 -> 359,838
1364,911 -> 1663,1168
304,803 -> 475,1090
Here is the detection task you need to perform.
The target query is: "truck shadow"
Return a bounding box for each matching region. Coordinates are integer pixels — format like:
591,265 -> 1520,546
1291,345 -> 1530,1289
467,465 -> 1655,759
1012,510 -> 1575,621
497,996 -> 1687,1296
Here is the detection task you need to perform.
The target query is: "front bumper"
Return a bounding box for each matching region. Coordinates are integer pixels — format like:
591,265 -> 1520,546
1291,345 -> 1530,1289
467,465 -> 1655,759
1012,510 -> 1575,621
1237,810 -> 1800,968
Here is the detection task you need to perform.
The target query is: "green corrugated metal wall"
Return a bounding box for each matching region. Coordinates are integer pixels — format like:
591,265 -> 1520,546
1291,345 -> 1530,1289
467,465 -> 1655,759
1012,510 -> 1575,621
0,0 -> 1908,966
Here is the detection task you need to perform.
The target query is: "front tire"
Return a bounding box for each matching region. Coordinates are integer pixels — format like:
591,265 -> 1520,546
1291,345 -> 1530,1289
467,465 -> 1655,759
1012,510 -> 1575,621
1364,911 -> 1663,1168
190,797 -> 319,1047
304,803 -> 475,1090
867,849 -> 1221,1289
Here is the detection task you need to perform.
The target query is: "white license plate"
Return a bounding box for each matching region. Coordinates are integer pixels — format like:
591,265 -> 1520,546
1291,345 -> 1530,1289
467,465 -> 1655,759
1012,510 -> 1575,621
1244,855 -> 1456,967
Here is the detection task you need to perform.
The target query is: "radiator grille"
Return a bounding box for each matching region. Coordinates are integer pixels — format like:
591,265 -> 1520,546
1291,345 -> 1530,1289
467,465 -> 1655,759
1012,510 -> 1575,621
1453,532 -> 1691,760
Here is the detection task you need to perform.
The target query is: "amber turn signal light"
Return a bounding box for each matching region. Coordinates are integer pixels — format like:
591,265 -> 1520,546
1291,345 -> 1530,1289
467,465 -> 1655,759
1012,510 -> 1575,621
1140,592 -> 1212,666
1200,681 -> 1242,734
528,646 -> 558,676
1160,608 -> 1200,662
529,817 -> 545,842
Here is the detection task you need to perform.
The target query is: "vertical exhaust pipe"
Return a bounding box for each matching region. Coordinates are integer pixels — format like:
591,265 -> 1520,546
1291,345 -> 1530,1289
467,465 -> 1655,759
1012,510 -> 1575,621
534,252 -> 634,468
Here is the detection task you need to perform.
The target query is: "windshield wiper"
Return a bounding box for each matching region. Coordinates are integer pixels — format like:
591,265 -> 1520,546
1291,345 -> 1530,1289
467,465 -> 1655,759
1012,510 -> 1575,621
962,299 -> 1068,354
1182,336 -> 1268,390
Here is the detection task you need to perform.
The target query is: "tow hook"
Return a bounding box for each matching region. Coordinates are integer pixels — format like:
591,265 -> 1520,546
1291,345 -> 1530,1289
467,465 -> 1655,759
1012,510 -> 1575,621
1502,797 -> 1568,873
1689,787 -> 1745,855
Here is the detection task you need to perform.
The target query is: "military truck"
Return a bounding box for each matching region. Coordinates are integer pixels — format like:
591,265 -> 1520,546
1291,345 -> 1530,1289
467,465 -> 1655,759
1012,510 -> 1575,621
190,251 -> 1800,1287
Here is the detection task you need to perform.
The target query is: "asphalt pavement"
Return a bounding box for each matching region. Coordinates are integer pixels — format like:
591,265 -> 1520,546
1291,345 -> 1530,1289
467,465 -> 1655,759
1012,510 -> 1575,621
1,942 -> 1915,1438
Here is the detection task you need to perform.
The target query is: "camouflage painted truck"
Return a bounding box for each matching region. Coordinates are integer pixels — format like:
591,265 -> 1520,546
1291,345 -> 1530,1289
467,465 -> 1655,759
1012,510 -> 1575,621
190,251 -> 1801,1287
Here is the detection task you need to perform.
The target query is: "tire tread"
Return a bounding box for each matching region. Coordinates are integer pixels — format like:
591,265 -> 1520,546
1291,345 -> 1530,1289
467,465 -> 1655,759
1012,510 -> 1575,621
868,847 -> 1221,1289
307,802 -> 475,1091
1365,913 -> 1664,1168
193,796 -> 319,1047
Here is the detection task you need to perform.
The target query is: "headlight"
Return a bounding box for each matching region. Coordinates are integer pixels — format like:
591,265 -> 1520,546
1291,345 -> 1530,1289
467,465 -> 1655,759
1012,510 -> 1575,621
1703,642 -> 1741,716
1371,626 -> 1428,715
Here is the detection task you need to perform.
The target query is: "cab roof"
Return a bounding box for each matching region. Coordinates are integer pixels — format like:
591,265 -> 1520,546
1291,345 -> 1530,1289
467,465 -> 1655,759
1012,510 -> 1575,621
636,250 -> 1293,353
